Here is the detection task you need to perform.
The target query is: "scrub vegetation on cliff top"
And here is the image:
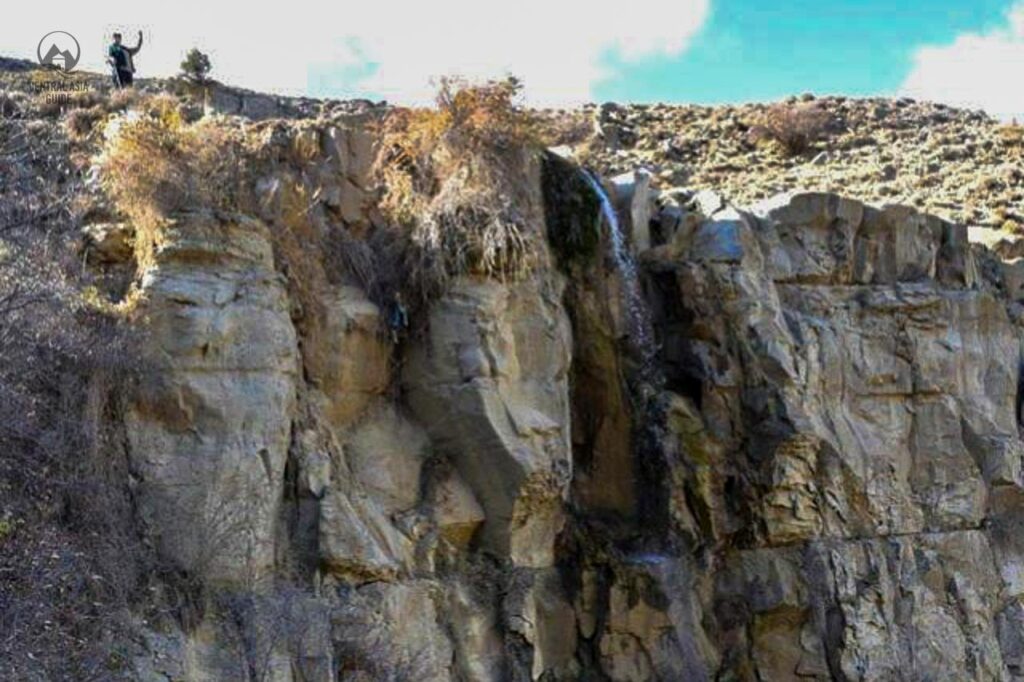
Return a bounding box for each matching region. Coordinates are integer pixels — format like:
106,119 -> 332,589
748,102 -> 833,156
373,76 -> 545,291
98,95 -> 257,269
96,77 -> 554,310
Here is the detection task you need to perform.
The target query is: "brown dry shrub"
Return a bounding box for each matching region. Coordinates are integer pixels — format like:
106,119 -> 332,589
323,223 -> 378,292
267,178 -> 330,332
0,91 -> 19,118
375,76 -> 542,299
99,100 -> 255,268
30,88 -> 105,118
108,87 -> 142,112
749,102 -> 832,156
99,101 -> 338,334
64,104 -> 105,139
999,122 -> 1024,147
0,113 -> 154,678
535,110 -> 594,147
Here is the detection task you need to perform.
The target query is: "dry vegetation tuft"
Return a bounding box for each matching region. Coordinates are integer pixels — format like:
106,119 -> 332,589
64,105 -> 105,139
999,121 -> 1024,147
98,97 -> 255,268
375,76 -> 543,299
98,77 -> 548,308
749,102 -> 832,156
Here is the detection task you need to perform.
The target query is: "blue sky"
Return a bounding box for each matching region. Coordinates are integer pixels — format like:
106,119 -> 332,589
597,0 -> 1013,103
4,1 -> 1024,118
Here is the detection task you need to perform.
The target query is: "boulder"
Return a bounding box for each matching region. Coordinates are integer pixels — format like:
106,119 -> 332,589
319,484 -> 414,582
611,168 -> 654,252
344,404 -> 429,515
428,466 -> 486,549
125,211 -> 298,585
404,277 -> 572,567
307,286 -> 390,430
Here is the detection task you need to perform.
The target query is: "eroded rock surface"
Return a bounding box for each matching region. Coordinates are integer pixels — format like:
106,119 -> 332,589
405,277 -> 573,568
125,211 -> 298,585
643,190 -> 1024,680
115,118 -> 1024,680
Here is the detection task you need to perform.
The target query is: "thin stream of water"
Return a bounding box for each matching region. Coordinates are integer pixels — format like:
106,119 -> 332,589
581,170 -> 655,365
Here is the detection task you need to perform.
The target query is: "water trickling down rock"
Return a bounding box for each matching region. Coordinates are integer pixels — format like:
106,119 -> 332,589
582,169 -> 657,370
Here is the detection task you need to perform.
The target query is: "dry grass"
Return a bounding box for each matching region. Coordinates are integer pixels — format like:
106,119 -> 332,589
108,87 -> 142,112
536,111 -> 594,148
0,112 -> 155,679
30,89 -> 105,118
64,105 -> 106,139
30,88 -> 143,143
266,178 -> 330,333
375,76 -> 543,300
749,103 -> 832,156
98,98 -> 255,268
999,122 -> 1024,147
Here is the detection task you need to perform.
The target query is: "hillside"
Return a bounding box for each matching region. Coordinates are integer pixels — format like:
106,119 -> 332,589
552,96 -> 1024,235
4,58 -> 1022,232
3,62 -> 1024,681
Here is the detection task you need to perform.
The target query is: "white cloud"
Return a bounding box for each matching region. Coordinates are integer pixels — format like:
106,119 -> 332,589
1,0 -> 710,105
901,3 -> 1024,121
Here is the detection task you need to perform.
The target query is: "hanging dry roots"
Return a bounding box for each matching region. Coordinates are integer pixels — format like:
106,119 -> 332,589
372,76 -> 542,298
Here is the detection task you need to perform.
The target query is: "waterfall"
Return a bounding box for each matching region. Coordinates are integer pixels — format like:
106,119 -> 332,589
581,170 -> 656,366
582,169 -> 672,536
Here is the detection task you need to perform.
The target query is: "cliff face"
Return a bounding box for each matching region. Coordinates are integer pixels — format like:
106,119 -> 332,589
5,74 -> 1024,680
644,191 -> 1024,680
113,120 -> 581,680
106,113 -> 1024,681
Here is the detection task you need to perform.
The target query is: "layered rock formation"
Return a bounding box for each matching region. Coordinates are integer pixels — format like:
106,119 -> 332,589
126,211 -> 299,585
58,105 -> 1024,680
641,190 -> 1024,680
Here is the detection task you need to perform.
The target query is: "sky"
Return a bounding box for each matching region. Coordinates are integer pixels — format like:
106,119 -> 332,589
4,0 -> 1024,119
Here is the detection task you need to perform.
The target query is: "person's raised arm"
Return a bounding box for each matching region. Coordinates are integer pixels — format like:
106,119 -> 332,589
128,30 -> 143,54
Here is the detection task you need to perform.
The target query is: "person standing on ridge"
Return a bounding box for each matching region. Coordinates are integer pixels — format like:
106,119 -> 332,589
107,31 -> 143,88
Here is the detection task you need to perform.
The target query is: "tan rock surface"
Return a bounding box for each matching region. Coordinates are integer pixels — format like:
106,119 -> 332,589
404,277 -> 573,567
125,211 -> 298,586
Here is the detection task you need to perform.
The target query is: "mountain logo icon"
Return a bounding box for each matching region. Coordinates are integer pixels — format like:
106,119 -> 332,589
37,31 -> 80,73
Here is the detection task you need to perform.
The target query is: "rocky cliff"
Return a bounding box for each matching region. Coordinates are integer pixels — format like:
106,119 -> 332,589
114,124 -> 1024,681
4,67 -> 1024,681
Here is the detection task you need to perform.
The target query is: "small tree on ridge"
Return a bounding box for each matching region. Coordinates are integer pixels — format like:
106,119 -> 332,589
180,48 -> 212,83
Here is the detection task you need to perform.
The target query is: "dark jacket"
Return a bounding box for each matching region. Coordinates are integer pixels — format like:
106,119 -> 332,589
108,36 -> 142,73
